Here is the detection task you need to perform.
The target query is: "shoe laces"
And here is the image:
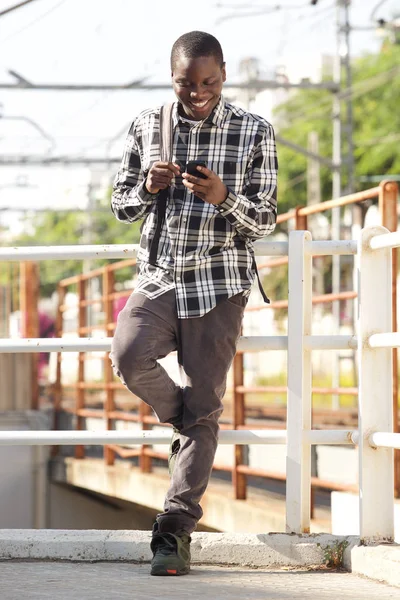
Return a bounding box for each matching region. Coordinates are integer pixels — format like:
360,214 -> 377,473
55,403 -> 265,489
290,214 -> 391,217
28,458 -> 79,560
151,532 -> 179,556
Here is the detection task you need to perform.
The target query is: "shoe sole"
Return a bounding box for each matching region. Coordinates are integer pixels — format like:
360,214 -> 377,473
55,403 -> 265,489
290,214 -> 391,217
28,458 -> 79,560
151,565 -> 190,576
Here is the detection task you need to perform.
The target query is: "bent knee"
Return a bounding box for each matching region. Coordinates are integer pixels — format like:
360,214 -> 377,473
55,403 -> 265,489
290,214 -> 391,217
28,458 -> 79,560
110,332 -> 151,380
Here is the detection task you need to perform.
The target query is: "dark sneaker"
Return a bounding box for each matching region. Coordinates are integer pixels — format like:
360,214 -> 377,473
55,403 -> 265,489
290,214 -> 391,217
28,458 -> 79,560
168,427 -> 181,477
150,525 -> 191,576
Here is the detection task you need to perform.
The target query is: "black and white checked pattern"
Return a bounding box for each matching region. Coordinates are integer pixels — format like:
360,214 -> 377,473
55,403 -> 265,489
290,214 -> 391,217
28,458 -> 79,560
111,96 -> 278,318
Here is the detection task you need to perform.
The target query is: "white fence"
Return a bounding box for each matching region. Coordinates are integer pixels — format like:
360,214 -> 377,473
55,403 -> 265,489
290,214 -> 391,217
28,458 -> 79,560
0,226 -> 399,541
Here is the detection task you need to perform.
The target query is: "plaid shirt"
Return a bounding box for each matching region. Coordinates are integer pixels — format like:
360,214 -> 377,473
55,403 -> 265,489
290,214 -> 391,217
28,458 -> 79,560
111,96 -> 278,318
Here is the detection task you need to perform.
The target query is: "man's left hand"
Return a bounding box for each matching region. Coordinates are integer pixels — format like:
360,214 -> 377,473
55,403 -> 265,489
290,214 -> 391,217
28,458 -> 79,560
182,166 -> 228,206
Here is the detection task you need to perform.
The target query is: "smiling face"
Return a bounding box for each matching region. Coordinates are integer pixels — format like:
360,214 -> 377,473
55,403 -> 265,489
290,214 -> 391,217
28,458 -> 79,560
172,54 -> 226,121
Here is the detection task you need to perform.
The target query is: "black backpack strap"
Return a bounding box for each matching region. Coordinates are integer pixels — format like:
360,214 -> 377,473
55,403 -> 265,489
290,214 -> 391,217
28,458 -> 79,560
252,256 -> 270,304
148,103 -> 174,266
159,102 -> 174,163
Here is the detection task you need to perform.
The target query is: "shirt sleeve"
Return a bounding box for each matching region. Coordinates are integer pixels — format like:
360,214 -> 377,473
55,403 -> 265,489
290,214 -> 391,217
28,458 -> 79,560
111,120 -> 157,223
215,122 -> 278,240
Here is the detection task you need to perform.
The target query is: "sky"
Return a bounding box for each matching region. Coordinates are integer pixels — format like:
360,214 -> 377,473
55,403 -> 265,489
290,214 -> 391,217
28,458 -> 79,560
0,0 -> 398,225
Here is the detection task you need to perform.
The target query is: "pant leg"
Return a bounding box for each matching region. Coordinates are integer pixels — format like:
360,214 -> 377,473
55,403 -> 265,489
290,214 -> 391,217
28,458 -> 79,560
157,294 -> 246,534
110,290 -> 183,425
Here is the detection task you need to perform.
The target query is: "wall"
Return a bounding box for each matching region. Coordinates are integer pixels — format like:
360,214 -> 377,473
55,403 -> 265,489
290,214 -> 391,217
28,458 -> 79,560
49,483 -> 159,530
0,411 -> 49,528
0,355 -> 32,410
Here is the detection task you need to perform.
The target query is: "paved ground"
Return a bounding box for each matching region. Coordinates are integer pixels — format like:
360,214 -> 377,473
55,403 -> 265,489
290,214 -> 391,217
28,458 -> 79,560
1,562 -> 400,600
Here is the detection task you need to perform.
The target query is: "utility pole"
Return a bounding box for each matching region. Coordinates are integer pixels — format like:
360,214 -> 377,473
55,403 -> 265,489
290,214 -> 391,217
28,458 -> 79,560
307,131 -> 324,331
307,132 -> 321,208
331,0 -> 345,410
331,0 -> 355,410
342,0 -> 355,193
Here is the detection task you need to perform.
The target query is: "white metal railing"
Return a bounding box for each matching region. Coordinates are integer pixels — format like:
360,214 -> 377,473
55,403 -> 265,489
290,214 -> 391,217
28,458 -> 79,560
0,335 -> 358,353
356,226 -> 397,541
0,429 -> 354,447
0,226 -> 399,542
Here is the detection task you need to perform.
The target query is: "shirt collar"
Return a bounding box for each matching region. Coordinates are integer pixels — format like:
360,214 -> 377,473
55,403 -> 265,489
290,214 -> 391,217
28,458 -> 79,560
208,95 -> 226,128
172,95 -> 226,129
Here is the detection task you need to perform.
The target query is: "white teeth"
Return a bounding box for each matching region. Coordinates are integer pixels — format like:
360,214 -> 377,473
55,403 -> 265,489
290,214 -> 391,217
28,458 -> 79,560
192,100 -> 208,108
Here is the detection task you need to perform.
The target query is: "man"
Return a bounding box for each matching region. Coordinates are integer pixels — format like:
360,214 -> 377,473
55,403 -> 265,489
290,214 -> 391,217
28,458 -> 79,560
110,30 -> 277,576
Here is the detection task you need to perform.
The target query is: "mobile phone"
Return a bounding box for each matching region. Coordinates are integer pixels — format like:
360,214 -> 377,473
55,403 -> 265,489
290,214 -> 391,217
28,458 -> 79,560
185,160 -> 208,180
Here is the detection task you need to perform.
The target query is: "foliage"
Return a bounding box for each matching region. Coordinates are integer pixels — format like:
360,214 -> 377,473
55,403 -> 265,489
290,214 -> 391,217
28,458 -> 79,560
317,540 -> 349,569
268,40 -> 400,319
274,40 -> 400,217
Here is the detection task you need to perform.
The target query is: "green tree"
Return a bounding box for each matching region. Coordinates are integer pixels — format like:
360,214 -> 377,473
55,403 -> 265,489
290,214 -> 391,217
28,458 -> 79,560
265,40 -> 400,321
274,40 -> 400,217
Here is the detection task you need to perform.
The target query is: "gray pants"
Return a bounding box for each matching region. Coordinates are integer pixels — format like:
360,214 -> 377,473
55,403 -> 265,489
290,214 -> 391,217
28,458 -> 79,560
110,289 -> 246,534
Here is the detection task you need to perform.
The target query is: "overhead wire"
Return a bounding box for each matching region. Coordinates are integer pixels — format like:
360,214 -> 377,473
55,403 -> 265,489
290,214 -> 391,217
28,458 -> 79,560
370,0 -> 389,22
0,0 -> 68,45
216,0 -> 334,24
278,65 -> 400,125
355,132 -> 400,147
279,3 -> 336,44
216,1 -> 319,11
46,0 -> 137,137
0,0 -> 42,19
280,172 -> 306,190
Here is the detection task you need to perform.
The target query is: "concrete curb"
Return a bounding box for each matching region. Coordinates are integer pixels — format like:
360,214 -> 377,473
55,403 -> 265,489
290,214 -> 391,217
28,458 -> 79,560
347,543 -> 400,588
0,530 -> 358,567
2,531 -> 399,587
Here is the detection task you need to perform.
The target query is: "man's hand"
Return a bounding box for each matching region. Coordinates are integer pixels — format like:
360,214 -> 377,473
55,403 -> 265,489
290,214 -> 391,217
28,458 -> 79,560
145,162 -> 181,194
182,166 -> 228,205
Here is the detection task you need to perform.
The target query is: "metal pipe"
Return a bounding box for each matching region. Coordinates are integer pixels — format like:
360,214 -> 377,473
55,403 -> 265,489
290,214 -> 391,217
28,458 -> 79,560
369,432 -> 400,450
245,291 -> 357,313
0,428 -> 364,447
368,332 -> 400,348
253,241 -> 288,256
369,231 -> 400,251
0,240 -> 361,262
0,244 -> 140,261
300,190 -> 380,217
236,385 -> 358,396
304,334 -> 357,350
238,336 -> 287,352
0,429 -> 288,446
0,334 -> 360,353
0,338 -> 112,352
305,240 -> 357,256
304,429 -> 357,445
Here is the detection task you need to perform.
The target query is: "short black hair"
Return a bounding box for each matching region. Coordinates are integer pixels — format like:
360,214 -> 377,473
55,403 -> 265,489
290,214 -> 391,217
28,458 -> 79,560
171,31 -> 224,71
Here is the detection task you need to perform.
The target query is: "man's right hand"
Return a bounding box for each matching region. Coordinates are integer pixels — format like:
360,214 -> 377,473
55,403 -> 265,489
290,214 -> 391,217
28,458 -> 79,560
145,162 -> 181,194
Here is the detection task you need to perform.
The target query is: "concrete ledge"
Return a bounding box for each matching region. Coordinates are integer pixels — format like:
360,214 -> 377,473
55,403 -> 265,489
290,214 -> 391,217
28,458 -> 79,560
0,530 -> 358,567
346,543 -> 400,588
1,531 -> 399,588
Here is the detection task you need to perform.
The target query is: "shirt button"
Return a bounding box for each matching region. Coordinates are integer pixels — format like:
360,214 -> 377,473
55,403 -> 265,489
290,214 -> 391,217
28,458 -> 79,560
176,277 -> 181,282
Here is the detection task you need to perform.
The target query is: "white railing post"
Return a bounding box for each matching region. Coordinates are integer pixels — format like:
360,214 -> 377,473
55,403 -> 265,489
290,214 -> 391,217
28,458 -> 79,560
286,230 -> 313,533
357,226 -> 394,542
